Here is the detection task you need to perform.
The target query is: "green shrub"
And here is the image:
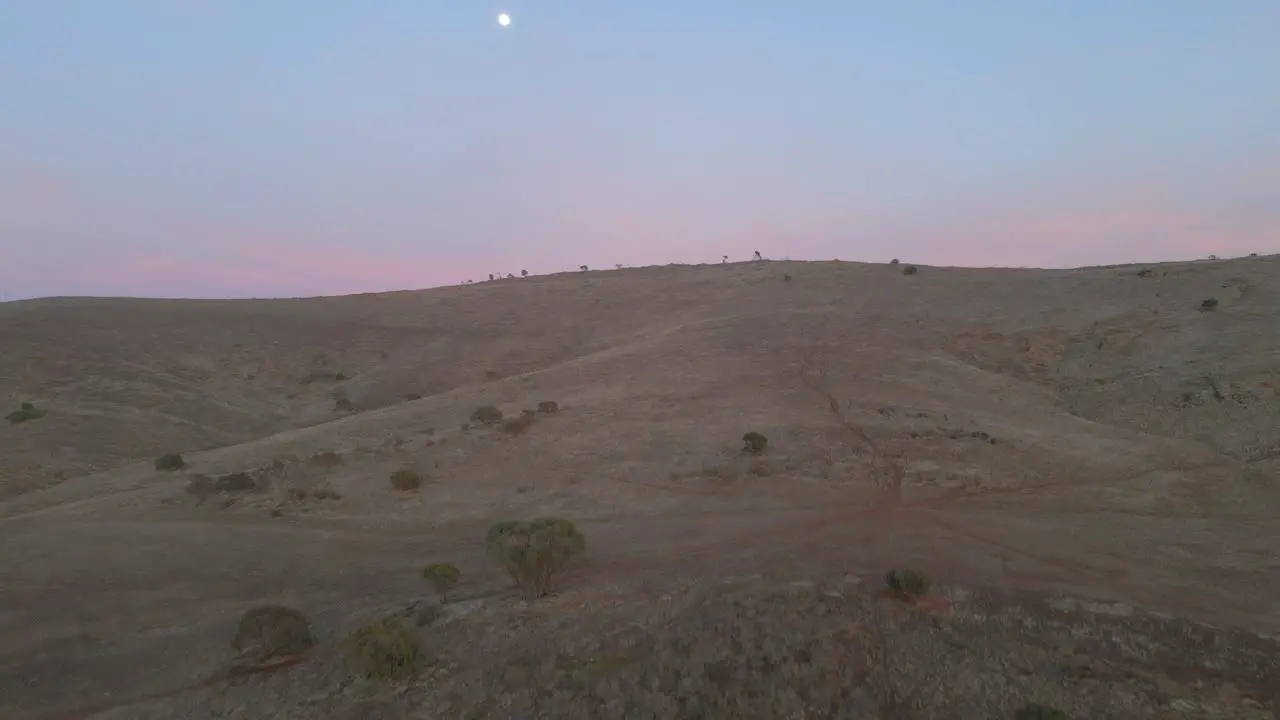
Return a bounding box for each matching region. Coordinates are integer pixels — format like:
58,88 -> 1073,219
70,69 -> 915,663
1014,704 -> 1068,720
390,468 -> 424,491
1200,297 -> 1219,311
902,264 -> 919,275
742,432 -> 768,455
536,400 -> 559,414
6,402 -> 46,424
884,568 -> 930,600
341,618 -> 428,681
155,453 -> 186,471
470,405 -> 504,425
486,517 -> 587,601
422,562 -> 461,602
231,605 -> 313,662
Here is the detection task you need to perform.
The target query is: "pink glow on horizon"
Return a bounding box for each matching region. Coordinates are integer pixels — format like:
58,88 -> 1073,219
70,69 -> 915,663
3,159 -> 1276,300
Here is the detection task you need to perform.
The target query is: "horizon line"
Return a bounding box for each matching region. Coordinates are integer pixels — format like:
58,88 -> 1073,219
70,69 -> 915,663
3,251 -> 1268,305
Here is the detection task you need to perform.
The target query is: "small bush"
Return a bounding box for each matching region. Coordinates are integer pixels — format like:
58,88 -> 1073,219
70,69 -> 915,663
422,562 -> 461,602
536,400 -> 559,414
390,468 -> 424,491
1014,704 -> 1068,720
890,258 -> 900,264
154,453 -> 186,471
309,451 -> 343,467
742,432 -> 768,455
884,568 -> 930,600
231,605 -> 314,662
6,402 -> 46,424
783,274 -> 792,282
1200,297 -> 1219,311
486,517 -> 587,601
341,618 -> 428,681
1136,268 -> 1154,277
217,472 -> 256,492
902,264 -> 919,275
470,405 -> 504,425
299,369 -> 345,384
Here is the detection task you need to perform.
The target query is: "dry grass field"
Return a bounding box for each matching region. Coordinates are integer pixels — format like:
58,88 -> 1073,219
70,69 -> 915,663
1,256 -> 1278,718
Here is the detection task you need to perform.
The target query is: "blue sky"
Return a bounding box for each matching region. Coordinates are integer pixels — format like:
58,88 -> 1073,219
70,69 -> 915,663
2,1 -> 1277,299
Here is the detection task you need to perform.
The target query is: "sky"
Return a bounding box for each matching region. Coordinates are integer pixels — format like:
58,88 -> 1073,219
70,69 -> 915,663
2,1 -> 1278,300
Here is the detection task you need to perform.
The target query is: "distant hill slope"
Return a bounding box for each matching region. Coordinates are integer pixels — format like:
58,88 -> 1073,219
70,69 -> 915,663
1,255 -> 1277,502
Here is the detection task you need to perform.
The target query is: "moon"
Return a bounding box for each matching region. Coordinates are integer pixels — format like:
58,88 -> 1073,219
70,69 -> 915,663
497,12 -> 511,27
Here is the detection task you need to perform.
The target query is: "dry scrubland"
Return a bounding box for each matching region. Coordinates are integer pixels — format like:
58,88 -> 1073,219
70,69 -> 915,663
1,256 -> 1278,718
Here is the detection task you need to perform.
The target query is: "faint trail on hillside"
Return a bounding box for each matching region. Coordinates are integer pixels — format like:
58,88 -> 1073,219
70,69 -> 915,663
580,376 -> 1244,624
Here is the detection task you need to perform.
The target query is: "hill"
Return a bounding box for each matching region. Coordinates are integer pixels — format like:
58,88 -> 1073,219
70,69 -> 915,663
1,257 -> 1278,718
